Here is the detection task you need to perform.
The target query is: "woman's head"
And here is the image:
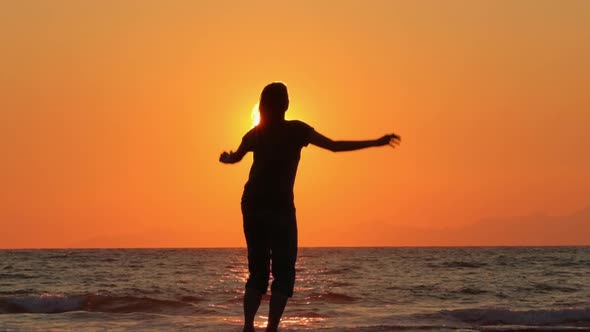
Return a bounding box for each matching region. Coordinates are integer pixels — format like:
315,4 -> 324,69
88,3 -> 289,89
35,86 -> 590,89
259,82 -> 289,125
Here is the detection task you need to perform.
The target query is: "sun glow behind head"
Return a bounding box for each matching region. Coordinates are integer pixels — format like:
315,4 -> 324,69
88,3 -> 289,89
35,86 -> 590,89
251,103 -> 260,128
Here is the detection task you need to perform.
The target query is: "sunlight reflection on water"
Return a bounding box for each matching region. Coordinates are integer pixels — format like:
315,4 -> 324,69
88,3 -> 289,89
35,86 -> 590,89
1,247 -> 590,331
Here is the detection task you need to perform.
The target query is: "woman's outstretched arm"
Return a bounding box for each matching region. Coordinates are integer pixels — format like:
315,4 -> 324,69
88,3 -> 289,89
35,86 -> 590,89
219,139 -> 250,164
309,130 -> 400,152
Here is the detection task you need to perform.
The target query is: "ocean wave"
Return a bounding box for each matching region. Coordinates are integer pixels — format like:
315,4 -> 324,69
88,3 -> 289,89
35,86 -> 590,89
305,292 -> 357,304
0,293 -> 212,315
0,273 -> 38,279
179,295 -> 204,303
100,257 -> 117,262
551,261 -> 582,268
429,261 -> 488,269
309,324 -> 468,332
330,281 -> 355,287
442,307 -> 590,326
515,283 -> 580,294
287,310 -> 328,318
319,266 -> 358,275
533,283 -> 579,293
458,287 -> 488,295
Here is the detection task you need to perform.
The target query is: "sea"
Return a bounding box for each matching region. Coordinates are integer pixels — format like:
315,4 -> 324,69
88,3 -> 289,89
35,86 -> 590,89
1,247 -> 589,331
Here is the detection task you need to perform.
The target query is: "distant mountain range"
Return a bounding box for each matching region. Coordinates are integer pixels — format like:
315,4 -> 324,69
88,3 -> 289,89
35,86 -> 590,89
386,205 -> 590,246
67,206 -> 590,248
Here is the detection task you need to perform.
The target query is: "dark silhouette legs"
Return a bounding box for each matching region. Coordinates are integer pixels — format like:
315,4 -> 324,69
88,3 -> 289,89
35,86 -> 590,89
242,211 -> 296,332
267,292 -> 288,332
243,287 -> 262,332
242,288 -> 289,332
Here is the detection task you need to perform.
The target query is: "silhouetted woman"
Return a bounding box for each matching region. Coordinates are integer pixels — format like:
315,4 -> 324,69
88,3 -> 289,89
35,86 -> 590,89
220,82 -> 400,332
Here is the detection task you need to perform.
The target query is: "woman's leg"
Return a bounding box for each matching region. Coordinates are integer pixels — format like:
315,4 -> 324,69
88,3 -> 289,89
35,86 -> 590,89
266,292 -> 288,332
267,210 -> 298,331
243,287 -> 262,332
243,211 -> 271,331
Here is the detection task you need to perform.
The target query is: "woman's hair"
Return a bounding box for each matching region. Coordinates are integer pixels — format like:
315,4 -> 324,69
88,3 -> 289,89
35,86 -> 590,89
259,82 -> 289,125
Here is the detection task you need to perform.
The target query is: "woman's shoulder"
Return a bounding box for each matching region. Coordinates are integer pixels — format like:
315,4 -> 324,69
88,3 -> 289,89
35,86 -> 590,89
286,120 -> 314,146
242,126 -> 259,142
286,120 -> 313,130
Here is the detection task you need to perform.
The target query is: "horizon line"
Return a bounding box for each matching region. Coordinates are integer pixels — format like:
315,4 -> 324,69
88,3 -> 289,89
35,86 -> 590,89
1,244 -> 589,250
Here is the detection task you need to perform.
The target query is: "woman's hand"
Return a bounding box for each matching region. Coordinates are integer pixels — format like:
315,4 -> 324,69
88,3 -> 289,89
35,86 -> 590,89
219,151 -> 233,163
376,133 -> 401,148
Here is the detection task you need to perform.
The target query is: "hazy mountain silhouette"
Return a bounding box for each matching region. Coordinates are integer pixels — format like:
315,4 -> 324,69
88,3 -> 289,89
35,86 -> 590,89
386,205 -> 590,246
68,206 -> 590,248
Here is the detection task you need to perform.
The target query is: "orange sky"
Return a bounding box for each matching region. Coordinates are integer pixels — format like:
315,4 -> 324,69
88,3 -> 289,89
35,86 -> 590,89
1,1 -> 589,248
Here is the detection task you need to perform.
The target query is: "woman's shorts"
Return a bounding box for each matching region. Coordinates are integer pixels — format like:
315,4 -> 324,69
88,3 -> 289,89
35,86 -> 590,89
242,208 -> 298,297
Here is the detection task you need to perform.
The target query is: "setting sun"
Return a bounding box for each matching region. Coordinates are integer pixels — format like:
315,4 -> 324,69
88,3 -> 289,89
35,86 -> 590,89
251,103 -> 260,127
